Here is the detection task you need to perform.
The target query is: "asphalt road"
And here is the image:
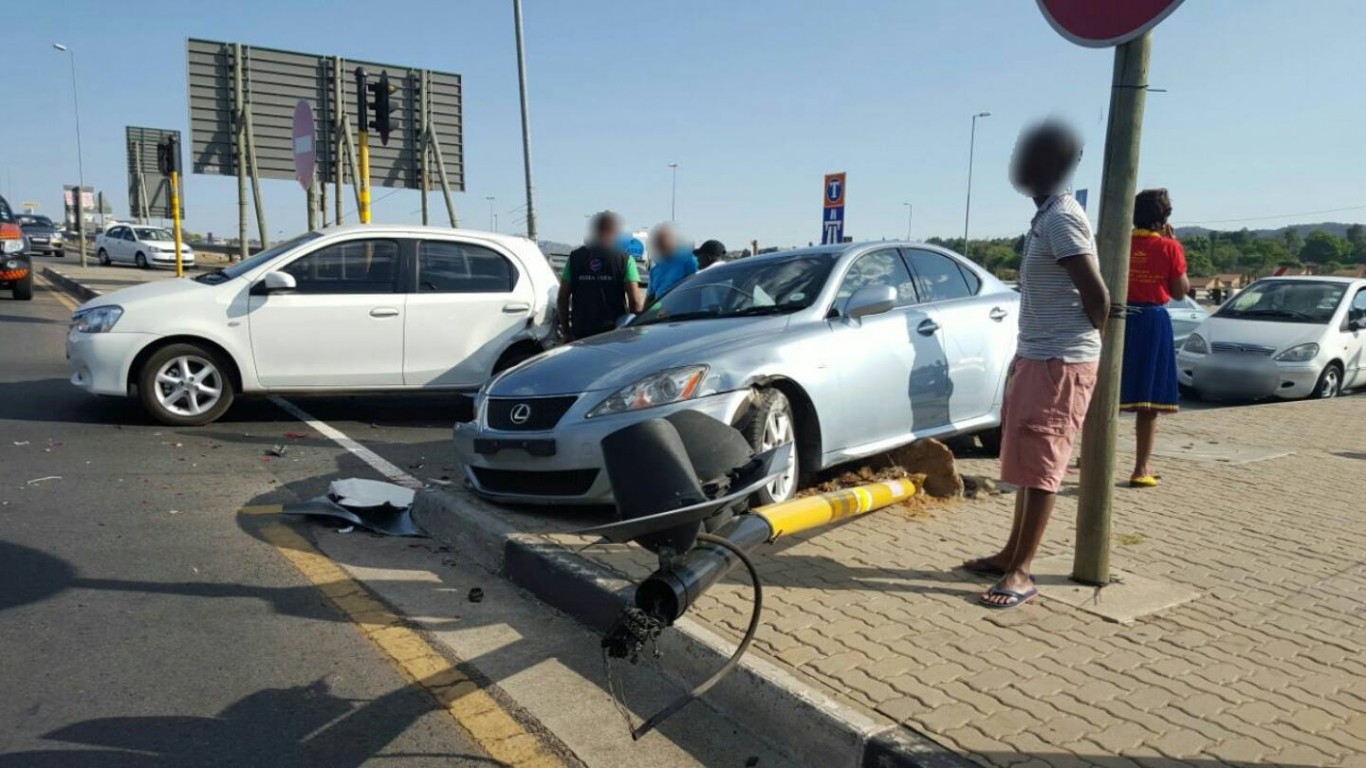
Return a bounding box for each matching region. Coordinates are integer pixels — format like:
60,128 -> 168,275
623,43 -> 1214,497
0,281 -> 496,766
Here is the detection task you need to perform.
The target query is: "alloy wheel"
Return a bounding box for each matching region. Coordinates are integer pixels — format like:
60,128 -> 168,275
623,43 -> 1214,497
1319,367 -> 1341,399
153,355 -> 224,417
760,403 -> 797,503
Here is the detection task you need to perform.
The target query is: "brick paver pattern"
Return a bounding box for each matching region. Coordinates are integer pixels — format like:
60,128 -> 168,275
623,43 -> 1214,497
492,397 -> 1366,767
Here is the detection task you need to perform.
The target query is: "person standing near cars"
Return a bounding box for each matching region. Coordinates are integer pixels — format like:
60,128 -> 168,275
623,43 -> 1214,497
644,222 -> 698,306
966,120 -> 1110,610
694,239 -> 727,270
1120,189 -> 1189,488
557,211 -> 643,341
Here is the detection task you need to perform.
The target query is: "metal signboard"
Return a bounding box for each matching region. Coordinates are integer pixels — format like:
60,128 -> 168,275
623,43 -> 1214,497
821,172 -> 846,245
186,38 -> 464,191
1075,188 -> 1088,212
63,186 -> 96,231
1036,0 -> 1184,48
127,126 -> 181,219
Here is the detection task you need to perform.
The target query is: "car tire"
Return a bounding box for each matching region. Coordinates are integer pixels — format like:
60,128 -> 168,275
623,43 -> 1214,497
492,343 -> 540,374
97,249 -> 110,266
977,426 -> 1002,456
12,271 -> 33,301
735,388 -> 801,505
135,252 -> 148,269
1179,383 -> 1201,401
137,343 -> 235,426
1313,363 -> 1343,399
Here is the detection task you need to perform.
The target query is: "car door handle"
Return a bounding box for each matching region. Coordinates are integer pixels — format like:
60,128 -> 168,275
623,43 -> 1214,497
369,307 -> 400,318
989,307 -> 1009,321
917,319 -> 940,336
502,302 -> 531,314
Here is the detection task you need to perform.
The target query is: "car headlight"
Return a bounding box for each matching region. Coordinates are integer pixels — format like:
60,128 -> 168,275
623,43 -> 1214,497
1274,343 -> 1319,363
71,305 -> 124,333
586,365 -> 709,418
1,239 -> 24,254
1182,333 -> 1208,354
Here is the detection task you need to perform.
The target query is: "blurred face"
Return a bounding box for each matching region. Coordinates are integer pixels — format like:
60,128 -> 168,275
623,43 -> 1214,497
593,218 -> 620,246
1010,127 -> 1076,198
652,228 -> 678,258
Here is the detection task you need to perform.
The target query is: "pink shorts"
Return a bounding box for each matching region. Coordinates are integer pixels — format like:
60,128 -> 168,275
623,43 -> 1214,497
999,356 -> 1099,493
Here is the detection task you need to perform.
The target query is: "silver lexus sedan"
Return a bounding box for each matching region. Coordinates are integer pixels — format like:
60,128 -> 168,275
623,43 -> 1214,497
454,241 -> 1019,505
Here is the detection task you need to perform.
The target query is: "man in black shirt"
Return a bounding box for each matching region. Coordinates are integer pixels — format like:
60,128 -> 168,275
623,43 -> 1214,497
557,211 -> 643,341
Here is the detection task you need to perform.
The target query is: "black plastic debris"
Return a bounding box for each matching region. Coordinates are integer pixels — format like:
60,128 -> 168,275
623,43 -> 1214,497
282,478 -> 424,537
468,587 -> 484,603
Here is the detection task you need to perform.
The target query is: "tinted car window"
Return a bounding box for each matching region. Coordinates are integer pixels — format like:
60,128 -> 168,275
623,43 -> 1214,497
0,196 -> 12,224
417,241 -> 517,293
1351,288 -> 1366,313
905,249 -> 975,302
282,239 -> 399,294
836,249 -> 918,307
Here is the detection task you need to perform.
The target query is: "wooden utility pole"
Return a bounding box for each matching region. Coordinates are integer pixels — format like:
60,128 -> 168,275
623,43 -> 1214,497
1073,32 -> 1152,585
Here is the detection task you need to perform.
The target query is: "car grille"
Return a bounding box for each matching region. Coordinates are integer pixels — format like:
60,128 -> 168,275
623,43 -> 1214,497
1211,342 -> 1275,356
470,467 -> 599,497
485,396 -> 577,431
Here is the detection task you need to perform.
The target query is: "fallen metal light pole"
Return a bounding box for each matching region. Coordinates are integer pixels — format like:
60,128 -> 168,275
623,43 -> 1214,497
574,411 -> 915,739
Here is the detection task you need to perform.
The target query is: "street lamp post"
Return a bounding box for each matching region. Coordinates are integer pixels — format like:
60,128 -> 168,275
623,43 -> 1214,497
53,43 -> 88,267
903,202 -> 913,240
512,0 -> 538,241
486,196 -> 496,231
963,111 -> 990,261
668,163 -> 679,222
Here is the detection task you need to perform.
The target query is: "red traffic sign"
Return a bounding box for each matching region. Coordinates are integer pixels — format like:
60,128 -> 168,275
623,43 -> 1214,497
1036,0 -> 1184,48
292,100 -> 316,190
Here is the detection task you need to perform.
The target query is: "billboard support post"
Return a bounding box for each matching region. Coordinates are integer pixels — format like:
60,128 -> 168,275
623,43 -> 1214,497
332,57 -> 345,225
242,47 -> 269,248
419,71 -> 430,226
233,43 -> 249,261
354,68 -> 372,224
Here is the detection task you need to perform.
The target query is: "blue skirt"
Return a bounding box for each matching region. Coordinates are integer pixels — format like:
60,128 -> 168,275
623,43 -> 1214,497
1120,304 -> 1180,413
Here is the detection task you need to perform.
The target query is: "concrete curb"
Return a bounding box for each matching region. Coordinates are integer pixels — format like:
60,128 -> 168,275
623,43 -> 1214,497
413,489 -> 973,768
41,266 -> 101,302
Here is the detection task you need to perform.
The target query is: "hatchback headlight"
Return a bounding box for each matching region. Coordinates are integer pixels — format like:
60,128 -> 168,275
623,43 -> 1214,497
1274,343 -> 1319,363
71,305 -> 124,333
586,366 -> 709,418
1183,333 -> 1207,354
1,238 -> 24,254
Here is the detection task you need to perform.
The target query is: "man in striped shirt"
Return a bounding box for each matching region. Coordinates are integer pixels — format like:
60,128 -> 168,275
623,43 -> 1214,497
967,121 -> 1110,609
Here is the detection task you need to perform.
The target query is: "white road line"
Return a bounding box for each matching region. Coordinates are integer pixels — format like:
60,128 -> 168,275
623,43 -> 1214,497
268,395 -> 423,490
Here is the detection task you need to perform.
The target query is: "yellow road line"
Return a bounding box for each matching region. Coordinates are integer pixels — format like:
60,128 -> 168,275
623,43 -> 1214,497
246,510 -> 563,767
35,272 -> 80,312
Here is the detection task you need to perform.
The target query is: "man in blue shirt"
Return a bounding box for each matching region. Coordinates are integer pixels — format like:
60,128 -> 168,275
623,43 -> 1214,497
644,223 -> 698,306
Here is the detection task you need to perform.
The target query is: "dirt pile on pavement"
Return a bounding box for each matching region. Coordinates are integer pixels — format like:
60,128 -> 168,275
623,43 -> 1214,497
804,438 -> 965,500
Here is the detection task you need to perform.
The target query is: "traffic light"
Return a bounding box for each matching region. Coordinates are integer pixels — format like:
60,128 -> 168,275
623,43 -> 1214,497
157,135 -> 180,176
367,71 -> 398,146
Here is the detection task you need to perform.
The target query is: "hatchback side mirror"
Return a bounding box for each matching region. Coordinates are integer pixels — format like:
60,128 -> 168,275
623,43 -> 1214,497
1350,316 -> 1366,332
257,271 -> 297,293
844,284 -> 897,320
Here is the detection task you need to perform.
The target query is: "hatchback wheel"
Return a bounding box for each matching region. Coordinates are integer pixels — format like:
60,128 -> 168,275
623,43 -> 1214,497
1314,363 -> 1342,399
135,252 -> 148,269
137,343 -> 235,426
97,249 -> 110,266
736,388 -> 800,505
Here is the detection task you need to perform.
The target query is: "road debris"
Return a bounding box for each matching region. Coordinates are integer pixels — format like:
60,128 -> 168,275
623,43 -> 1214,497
25,476 -> 62,486
13,441 -> 29,446
266,444 -> 288,457
282,478 -> 424,537
468,587 -> 484,603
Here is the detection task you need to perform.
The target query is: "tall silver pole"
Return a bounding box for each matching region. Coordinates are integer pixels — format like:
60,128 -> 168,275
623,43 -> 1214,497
486,196 -> 496,231
903,202 -> 913,240
513,0 -> 538,241
668,163 -> 679,222
54,44 -> 87,267
963,111 -> 990,260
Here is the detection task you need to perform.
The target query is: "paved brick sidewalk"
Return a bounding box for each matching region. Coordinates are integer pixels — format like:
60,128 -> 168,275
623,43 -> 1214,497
516,397 -> 1366,767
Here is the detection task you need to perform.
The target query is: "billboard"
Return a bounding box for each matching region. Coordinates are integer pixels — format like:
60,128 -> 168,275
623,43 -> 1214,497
127,126 -> 182,219
63,186 -> 96,231
186,38 -> 464,191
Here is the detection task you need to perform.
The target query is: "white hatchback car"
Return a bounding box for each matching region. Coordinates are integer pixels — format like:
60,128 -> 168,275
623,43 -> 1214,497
96,224 -> 196,269
1177,276 -> 1366,400
68,225 -> 559,425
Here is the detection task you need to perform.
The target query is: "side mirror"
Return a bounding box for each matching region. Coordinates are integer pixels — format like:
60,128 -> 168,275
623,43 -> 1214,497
616,313 -> 636,329
1350,316 -> 1366,332
257,271 -> 297,293
843,284 -> 897,320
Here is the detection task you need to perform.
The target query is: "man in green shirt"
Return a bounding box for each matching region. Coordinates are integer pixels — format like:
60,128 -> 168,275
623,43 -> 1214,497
557,211 -> 643,341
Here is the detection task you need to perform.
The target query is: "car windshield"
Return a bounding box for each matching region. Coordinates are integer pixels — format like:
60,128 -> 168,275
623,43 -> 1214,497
135,227 -> 175,241
1214,280 -> 1346,324
19,215 -> 54,228
194,232 -> 324,285
633,253 -> 836,326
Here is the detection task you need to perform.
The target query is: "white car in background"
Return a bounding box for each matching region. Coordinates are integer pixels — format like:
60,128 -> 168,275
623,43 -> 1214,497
1164,295 -> 1208,349
1177,276 -> 1366,400
68,225 -> 559,425
96,223 -> 196,269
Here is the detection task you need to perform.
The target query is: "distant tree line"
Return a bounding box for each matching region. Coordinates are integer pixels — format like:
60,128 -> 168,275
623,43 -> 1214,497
927,224 -> 1366,279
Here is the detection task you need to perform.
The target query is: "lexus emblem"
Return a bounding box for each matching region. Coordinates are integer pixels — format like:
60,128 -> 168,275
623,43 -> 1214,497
509,403 -> 532,425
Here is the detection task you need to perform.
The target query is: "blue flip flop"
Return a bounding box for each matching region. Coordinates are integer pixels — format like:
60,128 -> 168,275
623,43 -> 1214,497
979,582 -> 1038,609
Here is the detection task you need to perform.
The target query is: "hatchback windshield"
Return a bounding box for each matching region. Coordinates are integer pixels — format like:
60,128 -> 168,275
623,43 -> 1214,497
134,227 -> 175,241
193,232 -> 323,285
1215,280 -> 1346,324
633,253 -> 835,326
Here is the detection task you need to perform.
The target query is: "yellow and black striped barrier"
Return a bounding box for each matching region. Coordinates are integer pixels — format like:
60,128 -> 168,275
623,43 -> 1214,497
754,478 -> 916,539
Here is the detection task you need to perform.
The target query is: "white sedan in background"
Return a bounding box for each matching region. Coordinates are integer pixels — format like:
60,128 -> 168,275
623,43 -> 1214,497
68,225 -> 559,425
96,223 -> 196,269
1177,276 -> 1366,400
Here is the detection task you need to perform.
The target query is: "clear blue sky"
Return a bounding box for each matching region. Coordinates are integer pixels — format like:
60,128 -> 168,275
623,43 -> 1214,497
6,0 -> 1365,248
